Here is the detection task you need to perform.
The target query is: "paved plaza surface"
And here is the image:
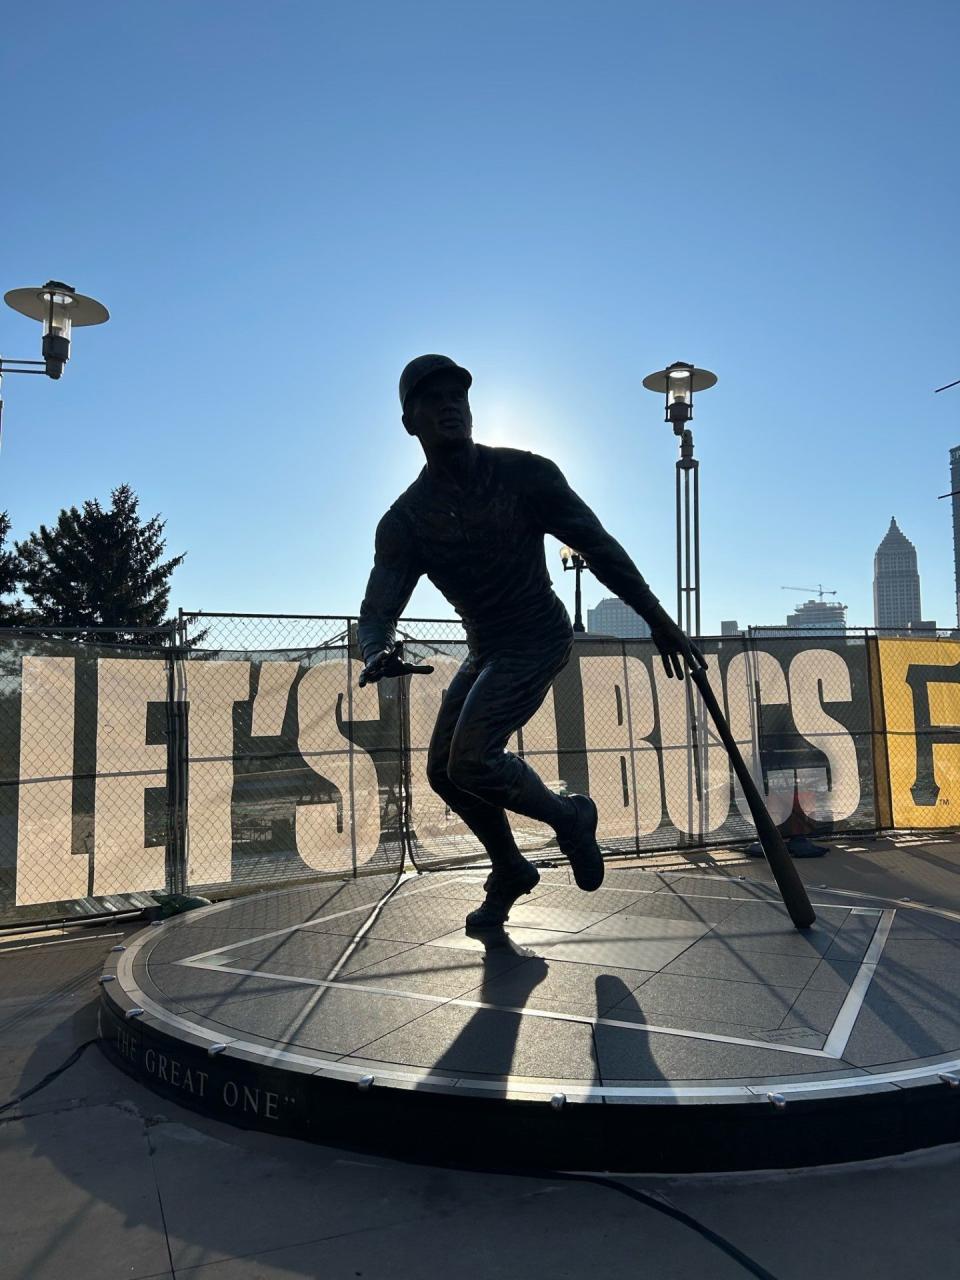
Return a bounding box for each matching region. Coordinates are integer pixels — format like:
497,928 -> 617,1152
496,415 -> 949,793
2,836 -> 960,1278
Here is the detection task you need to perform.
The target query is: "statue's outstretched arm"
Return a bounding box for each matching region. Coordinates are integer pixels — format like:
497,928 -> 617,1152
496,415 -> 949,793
357,510 -> 422,671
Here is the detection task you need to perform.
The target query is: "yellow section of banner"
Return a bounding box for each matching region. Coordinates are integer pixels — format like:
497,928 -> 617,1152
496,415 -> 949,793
878,638 -> 960,828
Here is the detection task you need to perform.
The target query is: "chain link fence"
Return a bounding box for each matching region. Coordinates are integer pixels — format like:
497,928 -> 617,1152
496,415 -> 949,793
0,625 -> 178,926
0,614 -> 955,927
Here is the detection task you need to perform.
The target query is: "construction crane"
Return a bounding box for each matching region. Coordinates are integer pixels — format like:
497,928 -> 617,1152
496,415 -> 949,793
781,585 -> 838,601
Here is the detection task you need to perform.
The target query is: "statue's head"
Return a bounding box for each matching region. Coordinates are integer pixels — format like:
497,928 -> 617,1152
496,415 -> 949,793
399,354 -> 473,449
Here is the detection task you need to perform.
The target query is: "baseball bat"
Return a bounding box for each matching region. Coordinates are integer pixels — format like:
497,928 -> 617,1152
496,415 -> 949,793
689,666 -> 816,930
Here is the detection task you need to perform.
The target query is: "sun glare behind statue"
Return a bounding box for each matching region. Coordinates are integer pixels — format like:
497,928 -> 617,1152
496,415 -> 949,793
474,392 -> 584,478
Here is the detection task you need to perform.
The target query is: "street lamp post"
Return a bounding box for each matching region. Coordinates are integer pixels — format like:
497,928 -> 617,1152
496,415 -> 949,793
643,361 -> 717,853
559,545 -> 587,632
641,361 -> 717,638
1,280 -> 109,444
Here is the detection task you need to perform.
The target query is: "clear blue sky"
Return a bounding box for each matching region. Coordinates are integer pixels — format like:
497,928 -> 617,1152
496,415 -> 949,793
1,1 -> 957,632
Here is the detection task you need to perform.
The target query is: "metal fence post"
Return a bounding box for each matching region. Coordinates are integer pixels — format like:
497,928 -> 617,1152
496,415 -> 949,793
345,616 -> 358,878
163,613 -> 189,896
864,627 -> 893,832
619,638 -> 642,856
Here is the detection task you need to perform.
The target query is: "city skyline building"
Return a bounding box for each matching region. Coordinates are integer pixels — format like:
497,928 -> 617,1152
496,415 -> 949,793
731,596 -> 849,637
785,598 -> 847,633
586,596 -> 652,638
873,517 -> 922,632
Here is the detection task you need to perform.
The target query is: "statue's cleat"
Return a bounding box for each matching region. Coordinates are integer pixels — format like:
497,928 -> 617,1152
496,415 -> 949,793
557,795 -> 604,891
465,862 -> 540,929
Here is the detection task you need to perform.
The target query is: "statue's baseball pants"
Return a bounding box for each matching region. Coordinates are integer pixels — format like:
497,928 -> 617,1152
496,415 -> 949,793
424,628 -> 574,870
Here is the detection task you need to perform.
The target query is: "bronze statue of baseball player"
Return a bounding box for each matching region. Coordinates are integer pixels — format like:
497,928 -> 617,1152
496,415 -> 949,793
359,355 -> 705,928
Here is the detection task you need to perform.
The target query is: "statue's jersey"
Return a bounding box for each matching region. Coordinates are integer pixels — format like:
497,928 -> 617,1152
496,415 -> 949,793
358,445 -> 661,662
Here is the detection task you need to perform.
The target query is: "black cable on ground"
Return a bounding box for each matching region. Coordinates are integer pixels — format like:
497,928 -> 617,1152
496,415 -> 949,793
553,1172 -> 780,1280
0,1038 -> 99,1117
388,1147 -> 784,1280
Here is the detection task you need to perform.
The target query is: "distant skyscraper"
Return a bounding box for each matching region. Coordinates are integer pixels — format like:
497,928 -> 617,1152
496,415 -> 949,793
950,445 -> 960,627
873,517 -> 922,631
720,620 -> 741,636
586,597 -> 651,638
785,599 -> 847,633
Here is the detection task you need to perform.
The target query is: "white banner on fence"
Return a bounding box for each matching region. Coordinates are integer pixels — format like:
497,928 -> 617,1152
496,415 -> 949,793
10,646 -> 866,906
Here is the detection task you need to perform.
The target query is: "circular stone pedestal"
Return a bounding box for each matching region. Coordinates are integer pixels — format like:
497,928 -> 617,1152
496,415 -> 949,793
99,863 -> 960,1172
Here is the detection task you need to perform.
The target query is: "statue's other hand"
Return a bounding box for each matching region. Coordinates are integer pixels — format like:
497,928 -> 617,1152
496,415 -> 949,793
358,642 -> 434,687
359,646 -> 402,687
649,615 -> 708,680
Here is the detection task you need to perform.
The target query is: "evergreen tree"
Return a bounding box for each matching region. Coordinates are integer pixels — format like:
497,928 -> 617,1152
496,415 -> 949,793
15,485 -> 185,637
0,511 -> 30,624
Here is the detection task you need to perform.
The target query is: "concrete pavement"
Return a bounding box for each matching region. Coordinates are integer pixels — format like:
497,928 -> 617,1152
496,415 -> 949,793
2,843 -> 959,1279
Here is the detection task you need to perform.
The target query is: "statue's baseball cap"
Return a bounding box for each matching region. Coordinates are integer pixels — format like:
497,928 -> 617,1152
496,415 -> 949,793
399,354 -> 472,410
